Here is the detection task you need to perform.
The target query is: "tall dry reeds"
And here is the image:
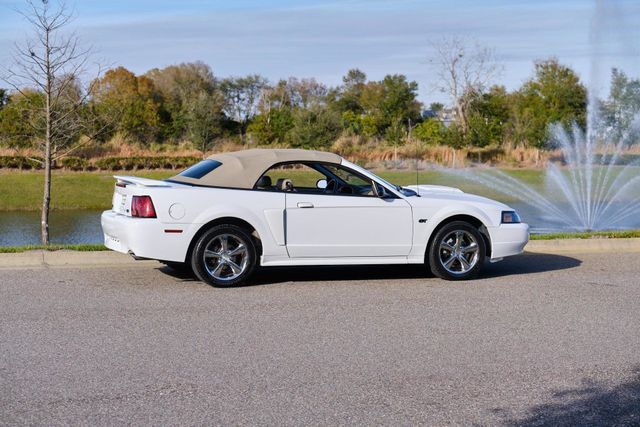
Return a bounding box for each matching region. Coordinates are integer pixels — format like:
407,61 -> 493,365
1,134 -> 637,170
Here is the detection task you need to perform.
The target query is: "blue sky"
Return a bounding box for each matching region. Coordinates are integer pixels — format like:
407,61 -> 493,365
1,0 -> 639,104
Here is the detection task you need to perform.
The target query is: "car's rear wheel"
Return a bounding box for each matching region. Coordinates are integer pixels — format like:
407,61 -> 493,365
191,224 -> 257,287
428,221 -> 485,280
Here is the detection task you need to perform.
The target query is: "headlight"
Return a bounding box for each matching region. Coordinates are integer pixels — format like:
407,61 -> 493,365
501,210 -> 521,224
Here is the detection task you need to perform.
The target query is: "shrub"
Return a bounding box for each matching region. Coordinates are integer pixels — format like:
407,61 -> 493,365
92,156 -> 200,171
0,156 -> 42,169
414,119 -> 446,145
58,156 -> 88,171
94,157 -> 122,170
286,107 -> 341,149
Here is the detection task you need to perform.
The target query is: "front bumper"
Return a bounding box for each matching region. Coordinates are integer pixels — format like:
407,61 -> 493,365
101,210 -> 189,262
488,223 -> 530,260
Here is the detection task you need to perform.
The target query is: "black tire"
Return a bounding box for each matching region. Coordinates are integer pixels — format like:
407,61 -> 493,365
190,224 -> 257,287
428,221 -> 486,281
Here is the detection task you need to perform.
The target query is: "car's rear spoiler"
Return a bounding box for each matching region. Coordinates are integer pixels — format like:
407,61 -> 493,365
114,175 -> 173,188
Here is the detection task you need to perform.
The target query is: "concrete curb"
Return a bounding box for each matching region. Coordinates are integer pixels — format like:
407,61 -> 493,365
0,250 -> 160,269
0,238 -> 639,269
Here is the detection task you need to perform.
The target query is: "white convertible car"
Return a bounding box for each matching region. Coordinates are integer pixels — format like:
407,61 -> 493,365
101,149 -> 529,286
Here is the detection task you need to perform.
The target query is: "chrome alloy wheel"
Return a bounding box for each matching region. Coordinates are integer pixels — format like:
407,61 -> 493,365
203,233 -> 249,281
438,230 -> 480,275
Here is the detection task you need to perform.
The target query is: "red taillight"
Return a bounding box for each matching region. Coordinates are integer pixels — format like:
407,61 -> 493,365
131,195 -> 157,218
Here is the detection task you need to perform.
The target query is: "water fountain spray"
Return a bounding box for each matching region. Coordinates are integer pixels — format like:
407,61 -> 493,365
444,0 -> 640,232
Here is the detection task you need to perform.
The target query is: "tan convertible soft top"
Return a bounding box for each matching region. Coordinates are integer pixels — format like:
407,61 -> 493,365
170,148 -> 342,189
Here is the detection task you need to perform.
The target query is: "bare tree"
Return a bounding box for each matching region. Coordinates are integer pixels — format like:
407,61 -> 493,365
2,0 -> 109,244
221,75 -> 268,142
429,36 -> 502,137
257,80 -> 291,118
286,77 -> 328,109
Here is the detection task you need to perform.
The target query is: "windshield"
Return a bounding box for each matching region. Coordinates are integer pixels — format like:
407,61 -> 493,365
342,160 -> 419,197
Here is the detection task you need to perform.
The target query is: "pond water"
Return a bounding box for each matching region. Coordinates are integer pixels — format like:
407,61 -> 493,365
0,210 -> 104,246
0,201 -> 564,247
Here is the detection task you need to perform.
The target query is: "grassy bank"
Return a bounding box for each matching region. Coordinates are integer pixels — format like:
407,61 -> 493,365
0,244 -> 107,253
0,170 -> 173,211
0,169 -> 541,211
529,230 -> 640,240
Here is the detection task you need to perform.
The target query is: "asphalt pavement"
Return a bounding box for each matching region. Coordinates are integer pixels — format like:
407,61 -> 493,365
1,252 -> 639,426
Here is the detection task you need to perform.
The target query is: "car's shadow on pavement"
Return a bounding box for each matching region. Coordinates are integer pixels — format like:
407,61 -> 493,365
157,252 -> 581,287
481,251 -> 582,279
500,368 -> 640,426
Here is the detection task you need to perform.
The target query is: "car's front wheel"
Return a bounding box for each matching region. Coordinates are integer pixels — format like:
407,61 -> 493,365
191,224 -> 257,287
428,221 -> 486,280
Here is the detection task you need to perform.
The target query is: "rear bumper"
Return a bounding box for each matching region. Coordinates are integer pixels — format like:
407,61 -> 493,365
488,223 -> 530,260
101,210 -> 189,262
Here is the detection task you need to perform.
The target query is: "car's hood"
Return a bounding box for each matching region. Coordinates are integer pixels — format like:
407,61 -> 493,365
406,184 -> 464,195
405,184 -> 511,210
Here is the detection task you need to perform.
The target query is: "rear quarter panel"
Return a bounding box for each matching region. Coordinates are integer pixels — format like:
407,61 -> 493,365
138,186 -> 287,262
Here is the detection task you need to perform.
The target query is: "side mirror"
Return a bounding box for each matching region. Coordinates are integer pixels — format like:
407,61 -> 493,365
375,183 -> 388,198
316,179 -> 328,189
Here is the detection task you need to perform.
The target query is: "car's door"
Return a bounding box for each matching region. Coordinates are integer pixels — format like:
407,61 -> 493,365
284,163 -> 413,258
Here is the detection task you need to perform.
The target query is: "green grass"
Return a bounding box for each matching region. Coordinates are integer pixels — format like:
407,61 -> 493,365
375,168 -> 542,186
374,169 -> 545,203
530,230 -> 640,240
0,167 -> 630,212
5,169 -> 520,211
0,170 -> 174,211
0,243 -> 107,253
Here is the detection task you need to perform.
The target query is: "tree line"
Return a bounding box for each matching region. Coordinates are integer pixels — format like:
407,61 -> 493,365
2,58 -> 639,154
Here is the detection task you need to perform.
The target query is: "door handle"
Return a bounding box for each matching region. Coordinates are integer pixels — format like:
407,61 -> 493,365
297,202 -> 314,208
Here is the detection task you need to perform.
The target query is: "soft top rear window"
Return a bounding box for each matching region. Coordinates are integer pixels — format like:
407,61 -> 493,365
178,160 -> 222,179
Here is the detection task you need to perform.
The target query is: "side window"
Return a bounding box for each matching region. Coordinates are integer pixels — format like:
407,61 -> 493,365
318,164 -> 379,197
254,163 -> 328,193
254,162 -> 384,197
